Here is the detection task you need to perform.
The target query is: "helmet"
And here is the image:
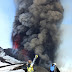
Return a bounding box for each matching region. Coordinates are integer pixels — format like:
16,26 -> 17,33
53,63 -> 56,65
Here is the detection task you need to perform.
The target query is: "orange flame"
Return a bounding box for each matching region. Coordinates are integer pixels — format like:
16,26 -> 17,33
13,34 -> 20,49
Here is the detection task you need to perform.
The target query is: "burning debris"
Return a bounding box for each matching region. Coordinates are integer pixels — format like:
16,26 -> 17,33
12,0 -> 64,69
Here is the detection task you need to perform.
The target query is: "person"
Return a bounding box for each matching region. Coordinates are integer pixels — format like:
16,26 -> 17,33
26,55 -> 38,72
26,60 -> 32,68
50,63 -> 60,72
26,60 -> 34,72
50,63 -> 55,72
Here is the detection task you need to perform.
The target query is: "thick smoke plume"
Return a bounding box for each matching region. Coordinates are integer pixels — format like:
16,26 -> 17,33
12,0 -> 64,69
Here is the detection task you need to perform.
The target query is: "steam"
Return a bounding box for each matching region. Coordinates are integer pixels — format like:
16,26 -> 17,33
12,0 -> 64,69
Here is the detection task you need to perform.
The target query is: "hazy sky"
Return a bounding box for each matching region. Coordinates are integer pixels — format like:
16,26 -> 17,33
0,0 -> 72,71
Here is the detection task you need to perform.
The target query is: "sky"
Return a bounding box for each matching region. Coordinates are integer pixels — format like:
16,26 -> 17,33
56,0 -> 72,71
0,0 -> 16,48
0,0 -> 72,71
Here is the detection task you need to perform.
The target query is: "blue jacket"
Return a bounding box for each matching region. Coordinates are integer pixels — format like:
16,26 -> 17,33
50,64 -> 55,72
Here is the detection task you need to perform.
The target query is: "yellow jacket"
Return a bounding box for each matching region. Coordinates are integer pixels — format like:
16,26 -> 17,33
27,65 -> 34,72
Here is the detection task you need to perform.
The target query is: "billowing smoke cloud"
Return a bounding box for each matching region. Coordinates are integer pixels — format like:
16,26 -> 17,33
12,0 -> 64,69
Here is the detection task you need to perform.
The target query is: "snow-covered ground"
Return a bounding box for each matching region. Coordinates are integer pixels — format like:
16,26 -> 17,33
0,48 -> 25,72
0,62 -> 25,72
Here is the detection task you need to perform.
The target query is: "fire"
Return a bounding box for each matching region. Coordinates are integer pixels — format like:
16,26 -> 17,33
12,34 -> 30,61
22,49 -> 29,61
12,34 -> 20,49
13,41 -> 19,49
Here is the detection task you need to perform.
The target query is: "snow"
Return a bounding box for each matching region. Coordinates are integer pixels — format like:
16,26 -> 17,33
0,62 -> 25,72
0,48 -> 25,72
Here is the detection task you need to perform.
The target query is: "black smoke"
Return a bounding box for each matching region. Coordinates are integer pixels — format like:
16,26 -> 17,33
12,0 -> 64,69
